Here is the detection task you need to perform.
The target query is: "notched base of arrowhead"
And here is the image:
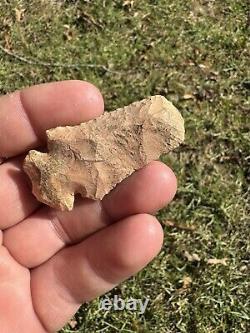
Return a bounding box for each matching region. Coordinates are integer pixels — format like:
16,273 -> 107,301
24,95 -> 185,211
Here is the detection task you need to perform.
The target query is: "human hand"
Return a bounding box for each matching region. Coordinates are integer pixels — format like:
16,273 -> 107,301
0,81 -> 177,332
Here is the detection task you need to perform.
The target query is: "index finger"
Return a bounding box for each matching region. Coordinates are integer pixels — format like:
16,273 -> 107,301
0,80 -> 104,158
0,80 -> 104,228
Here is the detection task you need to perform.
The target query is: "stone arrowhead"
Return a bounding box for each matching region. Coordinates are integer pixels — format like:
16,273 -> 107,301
24,95 -> 185,211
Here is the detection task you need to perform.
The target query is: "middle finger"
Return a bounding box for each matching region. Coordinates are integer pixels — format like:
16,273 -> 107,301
3,161 -> 176,268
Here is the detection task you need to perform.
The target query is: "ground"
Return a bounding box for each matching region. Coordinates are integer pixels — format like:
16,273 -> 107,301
0,1 -> 249,332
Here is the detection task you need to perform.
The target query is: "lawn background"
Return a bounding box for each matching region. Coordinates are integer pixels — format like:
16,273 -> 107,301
0,1 -> 249,332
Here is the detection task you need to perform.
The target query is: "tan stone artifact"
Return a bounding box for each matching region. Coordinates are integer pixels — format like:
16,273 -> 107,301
24,95 -> 185,211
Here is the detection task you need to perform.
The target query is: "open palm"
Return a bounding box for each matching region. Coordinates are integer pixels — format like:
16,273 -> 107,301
0,81 -> 177,332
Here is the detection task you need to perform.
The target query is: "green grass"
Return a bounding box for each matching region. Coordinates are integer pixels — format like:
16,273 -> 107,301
0,0 -> 249,332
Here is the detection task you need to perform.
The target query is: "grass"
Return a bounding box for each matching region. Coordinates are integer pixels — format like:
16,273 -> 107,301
0,0 -> 249,332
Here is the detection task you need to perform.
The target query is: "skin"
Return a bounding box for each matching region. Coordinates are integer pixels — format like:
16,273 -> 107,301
0,81 -> 177,333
